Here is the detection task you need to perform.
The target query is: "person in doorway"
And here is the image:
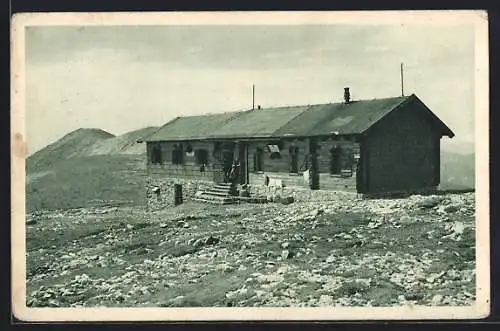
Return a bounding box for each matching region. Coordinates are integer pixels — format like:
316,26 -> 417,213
229,160 -> 240,186
222,152 -> 233,183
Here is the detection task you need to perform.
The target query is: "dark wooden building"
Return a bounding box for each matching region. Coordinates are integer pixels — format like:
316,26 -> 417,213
145,90 -> 454,196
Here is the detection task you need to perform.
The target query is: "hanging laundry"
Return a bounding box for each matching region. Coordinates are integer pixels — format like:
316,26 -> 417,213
268,178 -> 283,188
303,168 -> 310,184
267,145 -> 280,153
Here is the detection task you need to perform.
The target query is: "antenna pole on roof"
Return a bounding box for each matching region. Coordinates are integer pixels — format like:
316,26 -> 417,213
252,84 -> 255,110
400,62 -> 405,97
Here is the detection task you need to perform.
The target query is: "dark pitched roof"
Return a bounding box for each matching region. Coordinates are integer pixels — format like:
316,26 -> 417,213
274,96 -> 411,137
146,112 -> 241,141
146,94 -> 454,142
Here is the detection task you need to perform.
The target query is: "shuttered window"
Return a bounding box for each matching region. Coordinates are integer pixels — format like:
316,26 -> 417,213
254,148 -> 264,172
289,146 -> 299,173
172,144 -> 184,165
151,144 -> 162,165
195,149 -> 209,165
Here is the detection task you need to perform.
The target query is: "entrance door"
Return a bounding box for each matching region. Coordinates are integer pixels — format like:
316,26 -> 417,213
238,143 -> 248,184
330,147 -> 342,175
309,139 -> 320,190
222,150 -> 233,183
220,142 -> 235,183
356,142 -> 368,193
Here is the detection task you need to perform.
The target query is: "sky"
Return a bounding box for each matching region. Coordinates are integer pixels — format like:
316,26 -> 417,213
25,24 -> 475,154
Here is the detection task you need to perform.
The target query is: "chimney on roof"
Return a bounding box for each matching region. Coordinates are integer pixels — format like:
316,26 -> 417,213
344,87 -> 351,103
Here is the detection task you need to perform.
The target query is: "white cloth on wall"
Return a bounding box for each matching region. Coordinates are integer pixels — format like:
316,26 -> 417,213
268,145 -> 280,153
303,169 -> 310,183
268,178 -> 283,188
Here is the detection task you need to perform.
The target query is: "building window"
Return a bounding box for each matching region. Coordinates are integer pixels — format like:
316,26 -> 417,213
268,144 -> 281,160
196,148 -> 208,172
172,144 -> 184,165
330,146 -> 342,175
195,149 -> 209,165
289,146 -> 299,173
185,144 -> 194,157
151,144 -> 162,165
254,148 -> 264,172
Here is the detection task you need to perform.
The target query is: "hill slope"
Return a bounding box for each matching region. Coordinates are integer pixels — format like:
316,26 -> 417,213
87,127 -> 158,156
27,128 -> 115,172
26,154 -> 146,211
26,127 -> 157,211
440,152 -> 475,190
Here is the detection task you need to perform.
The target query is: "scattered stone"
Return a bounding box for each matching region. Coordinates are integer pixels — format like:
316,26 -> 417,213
204,235 -> 220,246
226,287 -> 248,300
318,294 -> 334,306
404,290 -> 424,301
431,294 -> 443,305
26,191 -> 475,308
168,295 -> 185,306
26,218 -> 38,225
444,205 -> 459,213
280,196 -> 295,205
325,255 -> 336,263
281,250 -> 292,260
419,196 -> 443,209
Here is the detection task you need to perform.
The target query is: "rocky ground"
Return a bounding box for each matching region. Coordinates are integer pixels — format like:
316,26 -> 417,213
26,192 -> 476,308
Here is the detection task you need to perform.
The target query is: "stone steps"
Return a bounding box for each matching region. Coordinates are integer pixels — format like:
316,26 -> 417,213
206,187 -> 232,195
203,190 -> 230,197
193,182 -> 236,205
213,182 -> 232,187
192,193 -> 237,205
193,182 -> 272,205
192,198 -> 235,205
213,184 -> 233,190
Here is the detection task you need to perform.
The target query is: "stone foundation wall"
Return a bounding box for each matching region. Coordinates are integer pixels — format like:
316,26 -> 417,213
246,184 -> 358,203
146,176 -> 213,210
249,171 -> 357,192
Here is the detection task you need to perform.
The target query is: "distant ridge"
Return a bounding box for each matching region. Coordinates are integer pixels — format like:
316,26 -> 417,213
440,151 -> 475,190
26,126 -> 160,211
88,127 -> 159,156
27,128 -> 115,172
27,127 -> 159,172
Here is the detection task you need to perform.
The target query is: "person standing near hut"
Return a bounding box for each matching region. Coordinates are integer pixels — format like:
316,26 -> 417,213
229,160 -> 240,186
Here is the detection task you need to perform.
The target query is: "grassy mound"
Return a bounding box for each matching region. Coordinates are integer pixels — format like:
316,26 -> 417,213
26,154 -> 145,212
27,128 -> 115,172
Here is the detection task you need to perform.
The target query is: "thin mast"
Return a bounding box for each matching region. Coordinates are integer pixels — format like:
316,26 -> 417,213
400,62 -> 405,97
252,84 -> 255,110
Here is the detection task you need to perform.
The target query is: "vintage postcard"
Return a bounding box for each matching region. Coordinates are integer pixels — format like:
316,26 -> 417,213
11,11 -> 489,321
